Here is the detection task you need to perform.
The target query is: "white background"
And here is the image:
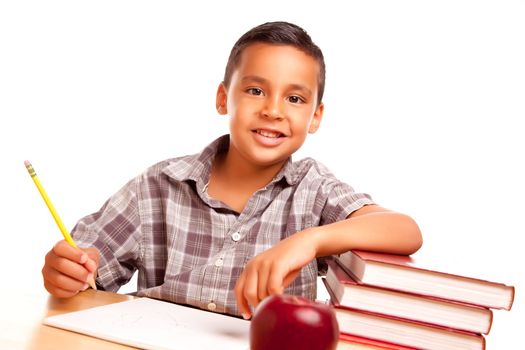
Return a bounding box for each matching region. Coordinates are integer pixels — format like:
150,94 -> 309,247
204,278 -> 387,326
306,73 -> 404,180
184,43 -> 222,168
1,0 -> 523,347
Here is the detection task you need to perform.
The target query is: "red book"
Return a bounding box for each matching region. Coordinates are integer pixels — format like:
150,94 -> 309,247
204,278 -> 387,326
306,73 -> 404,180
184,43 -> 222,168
339,333 -> 416,349
324,281 -> 486,350
337,250 -> 514,310
326,260 -> 493,334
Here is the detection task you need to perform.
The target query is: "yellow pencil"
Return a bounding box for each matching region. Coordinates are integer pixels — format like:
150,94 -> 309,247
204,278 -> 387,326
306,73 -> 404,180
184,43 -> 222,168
24,160 -> 97,290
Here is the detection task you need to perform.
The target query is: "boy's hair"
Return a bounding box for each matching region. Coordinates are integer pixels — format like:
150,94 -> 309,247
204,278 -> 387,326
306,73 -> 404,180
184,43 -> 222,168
223,21 -> 326,106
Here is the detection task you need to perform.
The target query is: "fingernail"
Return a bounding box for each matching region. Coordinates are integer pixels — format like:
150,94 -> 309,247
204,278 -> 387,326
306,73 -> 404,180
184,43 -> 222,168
79,254 -> 88,264
242,313 -> 251,320
86,273 -> 93,283
81,283 -> 89,291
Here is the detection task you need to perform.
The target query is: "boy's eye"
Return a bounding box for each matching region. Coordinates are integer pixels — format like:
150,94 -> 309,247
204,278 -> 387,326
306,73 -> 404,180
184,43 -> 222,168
247,88 -> 263,96
287,95 -> 304,104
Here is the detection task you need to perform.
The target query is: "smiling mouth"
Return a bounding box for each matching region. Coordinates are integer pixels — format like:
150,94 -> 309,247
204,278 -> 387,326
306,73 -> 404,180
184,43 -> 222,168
254,129 -> 285,138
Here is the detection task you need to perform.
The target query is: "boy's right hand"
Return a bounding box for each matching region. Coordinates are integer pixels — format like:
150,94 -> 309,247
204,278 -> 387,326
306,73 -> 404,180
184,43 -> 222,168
42,240 -> 100,298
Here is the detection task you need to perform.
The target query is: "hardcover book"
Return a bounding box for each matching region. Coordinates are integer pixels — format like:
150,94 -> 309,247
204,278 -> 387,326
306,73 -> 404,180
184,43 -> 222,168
326,259 -> 493,334
325,281 -> 486,350
338,333 -> 416,349
337,250 -> 514,310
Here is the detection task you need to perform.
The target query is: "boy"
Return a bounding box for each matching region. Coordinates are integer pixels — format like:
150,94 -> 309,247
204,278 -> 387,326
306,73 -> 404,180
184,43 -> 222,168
42,21 -> 422,319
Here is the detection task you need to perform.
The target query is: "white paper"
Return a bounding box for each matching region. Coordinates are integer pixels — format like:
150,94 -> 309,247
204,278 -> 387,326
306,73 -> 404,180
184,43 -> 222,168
43,298 -> 250,350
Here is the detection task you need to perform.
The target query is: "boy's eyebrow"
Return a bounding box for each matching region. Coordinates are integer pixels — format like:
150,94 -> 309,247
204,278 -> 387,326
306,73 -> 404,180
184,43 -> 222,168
288,83 -> 312,97
241,75 -> 268,85
241,75 -> 313,96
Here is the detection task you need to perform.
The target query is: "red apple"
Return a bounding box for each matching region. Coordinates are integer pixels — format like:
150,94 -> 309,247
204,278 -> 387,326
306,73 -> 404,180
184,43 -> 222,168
250,294 -> 339,350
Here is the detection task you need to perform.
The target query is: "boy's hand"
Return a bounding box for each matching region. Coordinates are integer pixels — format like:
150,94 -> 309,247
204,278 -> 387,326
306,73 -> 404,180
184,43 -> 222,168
42,240 -> 100,298
234,230 -> 318,319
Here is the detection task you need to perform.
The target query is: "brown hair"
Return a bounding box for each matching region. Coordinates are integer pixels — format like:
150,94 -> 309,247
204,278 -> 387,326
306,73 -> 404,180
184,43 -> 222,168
223,21 -> 326,106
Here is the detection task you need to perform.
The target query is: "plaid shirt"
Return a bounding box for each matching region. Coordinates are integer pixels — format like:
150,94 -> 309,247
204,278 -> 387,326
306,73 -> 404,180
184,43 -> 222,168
72,135 -> 374,316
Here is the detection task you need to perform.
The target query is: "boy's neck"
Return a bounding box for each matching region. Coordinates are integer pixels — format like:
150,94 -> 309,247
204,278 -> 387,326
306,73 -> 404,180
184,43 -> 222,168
207,144 -> 288,213
216,147 -> 286,189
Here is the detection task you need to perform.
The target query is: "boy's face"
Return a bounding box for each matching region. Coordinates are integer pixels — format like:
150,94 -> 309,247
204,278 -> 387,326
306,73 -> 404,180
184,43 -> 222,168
216,43 -> 324,168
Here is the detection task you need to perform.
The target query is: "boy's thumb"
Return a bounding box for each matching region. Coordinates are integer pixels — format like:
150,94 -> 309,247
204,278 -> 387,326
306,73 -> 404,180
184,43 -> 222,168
82,247 -> 100,272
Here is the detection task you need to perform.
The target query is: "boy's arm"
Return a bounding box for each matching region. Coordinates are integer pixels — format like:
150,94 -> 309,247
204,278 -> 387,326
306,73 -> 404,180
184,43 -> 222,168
43,177 -> 142,297
234,204 -> 422,319
315,204 -> 423,256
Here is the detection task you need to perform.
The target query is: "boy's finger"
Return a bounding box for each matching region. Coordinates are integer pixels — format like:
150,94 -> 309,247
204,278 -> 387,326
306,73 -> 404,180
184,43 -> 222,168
46,251 -> 92,282
53,240 -> 88,264
82,248 -> 100,264
81,247 -> 100,273
84,258 -> 98,273
257,264 -> 271,302
267,265 -> 286,296
234,273 -> 252,319
242,267 -> 260,311
282,269 -> 300,287
43,278 -> 81,298
43,265 -> 87,294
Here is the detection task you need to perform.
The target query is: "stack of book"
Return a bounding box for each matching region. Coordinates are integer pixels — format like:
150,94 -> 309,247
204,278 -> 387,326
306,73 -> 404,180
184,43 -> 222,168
323,250 -> 515,350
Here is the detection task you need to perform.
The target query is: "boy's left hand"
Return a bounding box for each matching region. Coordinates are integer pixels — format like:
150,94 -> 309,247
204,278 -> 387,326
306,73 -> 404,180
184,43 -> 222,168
234,229 -> 318,319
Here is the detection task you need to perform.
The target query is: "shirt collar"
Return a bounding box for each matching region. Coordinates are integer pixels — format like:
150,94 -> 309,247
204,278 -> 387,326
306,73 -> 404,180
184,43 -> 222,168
162,135 -> 227,186
162,134 -> 297,186
273,157 -> 296,186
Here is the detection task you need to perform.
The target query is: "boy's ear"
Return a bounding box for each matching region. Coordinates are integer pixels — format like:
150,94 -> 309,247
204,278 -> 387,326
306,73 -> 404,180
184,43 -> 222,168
216,83 -> 228,115
308,102 -> 324,134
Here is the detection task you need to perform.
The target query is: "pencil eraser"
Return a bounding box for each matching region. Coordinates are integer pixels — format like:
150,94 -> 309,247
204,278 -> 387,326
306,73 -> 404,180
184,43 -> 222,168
24,160 -> 31,167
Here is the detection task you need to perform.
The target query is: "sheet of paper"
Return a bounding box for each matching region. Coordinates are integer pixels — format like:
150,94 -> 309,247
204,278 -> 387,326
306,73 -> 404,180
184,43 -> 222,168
43,297 -> 250,350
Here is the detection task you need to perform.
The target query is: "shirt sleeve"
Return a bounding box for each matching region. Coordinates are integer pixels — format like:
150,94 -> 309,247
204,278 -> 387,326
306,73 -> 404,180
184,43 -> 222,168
315,175 -> 375,276
71,178 -> 142,292
319,180 -> 375,225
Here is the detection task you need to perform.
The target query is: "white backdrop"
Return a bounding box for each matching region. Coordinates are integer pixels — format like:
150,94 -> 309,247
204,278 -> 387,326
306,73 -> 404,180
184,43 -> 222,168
1,1 -> 523,347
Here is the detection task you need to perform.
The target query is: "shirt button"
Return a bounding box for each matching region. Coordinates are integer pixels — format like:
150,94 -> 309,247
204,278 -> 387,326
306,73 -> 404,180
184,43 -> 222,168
231,232 -> 241,241
207,302 -> 217,311
214,258 -> 223,267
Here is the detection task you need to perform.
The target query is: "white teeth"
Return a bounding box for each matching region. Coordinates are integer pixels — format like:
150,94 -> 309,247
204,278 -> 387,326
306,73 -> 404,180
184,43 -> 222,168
257,130 -> 281,138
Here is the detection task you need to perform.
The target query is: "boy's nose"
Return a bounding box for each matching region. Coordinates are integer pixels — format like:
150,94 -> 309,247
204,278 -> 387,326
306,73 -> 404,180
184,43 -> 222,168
262,98 -> 284,120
